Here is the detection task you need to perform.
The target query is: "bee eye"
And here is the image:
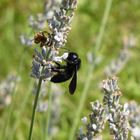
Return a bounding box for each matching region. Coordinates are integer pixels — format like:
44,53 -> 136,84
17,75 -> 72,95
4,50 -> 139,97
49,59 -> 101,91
67,52 -> 78,62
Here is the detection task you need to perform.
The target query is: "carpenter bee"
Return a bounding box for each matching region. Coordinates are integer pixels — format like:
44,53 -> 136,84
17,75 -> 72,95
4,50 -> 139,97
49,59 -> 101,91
51,52 -> 81,95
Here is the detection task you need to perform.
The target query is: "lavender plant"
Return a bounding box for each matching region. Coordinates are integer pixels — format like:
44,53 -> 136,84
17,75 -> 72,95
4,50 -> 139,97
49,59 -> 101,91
20,0 -> 61,47
31,0 -> 78,79
26,0 -> 78,140
127,101 -> 140,140
105,35 -> 137,76
77,76 -> 134,140
28,0 -> 61,30
0,74 -> 20,110
69,0 -> 113,139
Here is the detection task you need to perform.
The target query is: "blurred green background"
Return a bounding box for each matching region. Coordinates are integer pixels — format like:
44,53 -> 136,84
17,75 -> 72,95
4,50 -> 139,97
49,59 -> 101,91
0,0 -> 140,140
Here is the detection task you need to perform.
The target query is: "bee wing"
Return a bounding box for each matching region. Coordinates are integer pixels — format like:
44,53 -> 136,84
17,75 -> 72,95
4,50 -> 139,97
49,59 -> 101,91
51,72 -> 71,83
69,67 -> 77,95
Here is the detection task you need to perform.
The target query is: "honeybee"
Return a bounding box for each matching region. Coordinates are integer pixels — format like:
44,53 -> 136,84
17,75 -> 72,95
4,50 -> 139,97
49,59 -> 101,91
34,31 -> 48,47
34,31 -> 54,47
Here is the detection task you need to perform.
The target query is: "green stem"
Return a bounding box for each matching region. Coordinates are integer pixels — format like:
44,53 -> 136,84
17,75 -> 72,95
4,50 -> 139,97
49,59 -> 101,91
28,77 -> 42,140
45,83 -> 53,140
94,0 -> 113,54
68,65 -> 94,140
68,0 -> 113,139
28,47 -> 52,140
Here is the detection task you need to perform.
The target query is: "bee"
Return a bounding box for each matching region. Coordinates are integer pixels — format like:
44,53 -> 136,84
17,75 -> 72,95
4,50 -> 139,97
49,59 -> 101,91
34,31 -> 48,47
34,31 -> 54,47
50,52 -> 81,95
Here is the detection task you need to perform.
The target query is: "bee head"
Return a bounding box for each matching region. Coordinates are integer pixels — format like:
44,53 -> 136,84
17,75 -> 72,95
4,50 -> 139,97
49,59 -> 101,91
67,52 -> 81,69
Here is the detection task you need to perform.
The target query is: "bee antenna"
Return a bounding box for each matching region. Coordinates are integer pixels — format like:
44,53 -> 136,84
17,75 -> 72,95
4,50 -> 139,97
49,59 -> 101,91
61,47 -> 71,52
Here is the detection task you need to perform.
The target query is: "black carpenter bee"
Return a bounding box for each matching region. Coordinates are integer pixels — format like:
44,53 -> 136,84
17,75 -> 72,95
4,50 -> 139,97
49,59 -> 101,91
51,52 -> 81,95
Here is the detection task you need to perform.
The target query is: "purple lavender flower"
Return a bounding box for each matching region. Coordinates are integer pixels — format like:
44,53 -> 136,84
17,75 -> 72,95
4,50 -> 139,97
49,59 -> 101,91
31,0 -> 78,81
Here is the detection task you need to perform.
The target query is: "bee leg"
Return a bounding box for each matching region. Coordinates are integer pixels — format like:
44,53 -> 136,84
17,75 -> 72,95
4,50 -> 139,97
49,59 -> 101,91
54,62 -> 61,67
51,67 -> 62,72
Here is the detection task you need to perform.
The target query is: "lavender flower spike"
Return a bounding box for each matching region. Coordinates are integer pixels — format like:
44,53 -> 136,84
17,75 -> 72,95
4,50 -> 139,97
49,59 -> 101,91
31,0 -> 78,81
78,76 -> 132,140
